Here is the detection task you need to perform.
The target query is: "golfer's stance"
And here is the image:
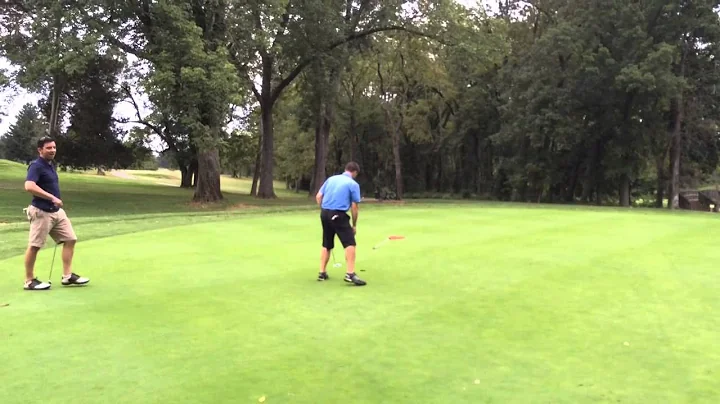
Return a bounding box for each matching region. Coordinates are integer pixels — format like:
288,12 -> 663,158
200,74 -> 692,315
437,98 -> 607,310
22,136 -> 89,291
315,162 -> 366,286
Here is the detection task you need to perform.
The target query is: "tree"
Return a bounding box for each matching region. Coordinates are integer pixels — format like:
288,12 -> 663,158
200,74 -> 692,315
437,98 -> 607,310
117,81 -> 197,188
0,0 -> 106,137
0,103 -> 45,163
97,0 -> 243,202
226,0 -> 431,199
54,54 -> 130,172
220,129 -> 257,179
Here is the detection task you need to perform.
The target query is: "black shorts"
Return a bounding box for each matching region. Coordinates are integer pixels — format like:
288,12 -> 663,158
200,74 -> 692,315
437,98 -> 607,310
320,209 -> 356,249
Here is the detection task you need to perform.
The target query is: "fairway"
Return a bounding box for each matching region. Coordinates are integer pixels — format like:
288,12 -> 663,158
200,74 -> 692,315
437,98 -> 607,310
5,1 -> 720,401
2,197 -> 720,403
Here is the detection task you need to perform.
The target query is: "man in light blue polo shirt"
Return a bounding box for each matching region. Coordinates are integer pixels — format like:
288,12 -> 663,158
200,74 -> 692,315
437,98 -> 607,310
315,161 -> 366,286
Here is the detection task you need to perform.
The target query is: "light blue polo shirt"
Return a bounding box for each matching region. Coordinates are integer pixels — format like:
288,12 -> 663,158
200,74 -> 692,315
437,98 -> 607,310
319,172 -> 361,211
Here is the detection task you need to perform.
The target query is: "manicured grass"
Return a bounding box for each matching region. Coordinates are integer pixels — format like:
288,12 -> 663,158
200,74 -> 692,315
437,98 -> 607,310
1,159 -> 719,403
0,159 -> 313,258
0,160 -> 309,223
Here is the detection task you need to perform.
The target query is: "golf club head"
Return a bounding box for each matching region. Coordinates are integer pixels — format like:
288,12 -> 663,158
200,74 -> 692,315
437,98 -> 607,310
331,249 -> 342,268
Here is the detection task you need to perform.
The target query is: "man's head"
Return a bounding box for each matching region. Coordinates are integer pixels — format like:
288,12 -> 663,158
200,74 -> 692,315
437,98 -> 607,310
345,161 -> 360,178
37,136 -> 56,161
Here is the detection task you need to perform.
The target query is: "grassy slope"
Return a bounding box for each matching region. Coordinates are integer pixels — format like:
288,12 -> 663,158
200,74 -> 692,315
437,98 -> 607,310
1,159 -> 719,403
0,159 -> 315,259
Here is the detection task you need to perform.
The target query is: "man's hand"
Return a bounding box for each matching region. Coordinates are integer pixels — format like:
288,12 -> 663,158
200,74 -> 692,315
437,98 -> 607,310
51,197 -> 63,208
352,226 -> 357,235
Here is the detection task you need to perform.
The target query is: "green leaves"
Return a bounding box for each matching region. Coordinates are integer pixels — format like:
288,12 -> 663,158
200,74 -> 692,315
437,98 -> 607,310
1,0 -> 103,92
0,103 -> 45,163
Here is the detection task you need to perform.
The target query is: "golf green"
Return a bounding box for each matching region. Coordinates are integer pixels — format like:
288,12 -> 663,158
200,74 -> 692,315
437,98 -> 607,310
1,205 -> 719,403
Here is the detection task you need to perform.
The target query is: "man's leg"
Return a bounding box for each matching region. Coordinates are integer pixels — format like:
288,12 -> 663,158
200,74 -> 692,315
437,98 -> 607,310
318,212 -> 335,281
51,209 -> 88,286
24,246 -> 40,282
24,207 -> 51,290
345,246 -> 356,274
320,247 -> 331,273
61,240 -> 75,277
336,214 -> 365,286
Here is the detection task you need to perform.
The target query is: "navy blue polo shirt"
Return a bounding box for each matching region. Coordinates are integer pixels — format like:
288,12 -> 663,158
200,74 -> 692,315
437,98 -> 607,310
26,157 -> 61,212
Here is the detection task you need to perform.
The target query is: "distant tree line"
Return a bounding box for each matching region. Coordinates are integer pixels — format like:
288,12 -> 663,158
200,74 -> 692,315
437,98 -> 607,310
1,0 -> 719,208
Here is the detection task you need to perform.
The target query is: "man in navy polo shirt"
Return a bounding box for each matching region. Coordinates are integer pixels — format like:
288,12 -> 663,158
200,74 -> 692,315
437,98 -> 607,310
315,161 -> 366,286
22,136 -> 89,291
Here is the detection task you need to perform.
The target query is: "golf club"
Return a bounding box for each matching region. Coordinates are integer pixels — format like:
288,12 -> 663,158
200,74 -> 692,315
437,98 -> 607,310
332,249 -> 342,268
48,241 -> 63,284
372,235 -> 405,250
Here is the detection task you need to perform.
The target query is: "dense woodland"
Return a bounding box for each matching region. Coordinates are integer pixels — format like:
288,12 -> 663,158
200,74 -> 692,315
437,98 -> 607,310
2,1 -> 720,209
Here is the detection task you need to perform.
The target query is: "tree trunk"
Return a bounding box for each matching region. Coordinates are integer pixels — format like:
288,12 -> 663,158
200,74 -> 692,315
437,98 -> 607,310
257,99 -> 276,199
619,175 -> 630,207
250,130 -> 262,196
48,75 -> 65,138
179,165 -> 192,188
581,139 -> 602,203
48,13 -> 64,137
435,153 -> 442,191
335,136 -> 343,172
472,134 -> 481,194
349,104 -> 359,163
190,158 -> 198,188
392,129 -> 403,199
669,100 -> 683,209
193,148 -> 223,202
425,159 -> 433,192
310,67 -> 343,196
382,97 -> 405,198
310,103 -> 332,196
669,44 -> 687,210
566,160 -> 582,203
655,149 -> 667,208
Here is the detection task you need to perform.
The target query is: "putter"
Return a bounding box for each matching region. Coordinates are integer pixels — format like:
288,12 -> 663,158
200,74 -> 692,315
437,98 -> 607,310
48,241 -> 63,284
332,249 -> 342,268
372,235 -> 405,250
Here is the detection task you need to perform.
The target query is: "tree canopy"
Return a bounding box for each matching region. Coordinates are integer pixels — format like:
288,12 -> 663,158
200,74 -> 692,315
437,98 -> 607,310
1,0 -> 719,208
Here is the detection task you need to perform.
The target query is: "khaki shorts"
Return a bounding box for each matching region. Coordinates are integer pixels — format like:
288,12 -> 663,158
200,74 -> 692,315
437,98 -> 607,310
26,205 -> 78,248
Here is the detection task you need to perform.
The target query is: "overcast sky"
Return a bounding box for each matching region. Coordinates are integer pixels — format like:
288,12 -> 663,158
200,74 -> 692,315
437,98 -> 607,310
0,0 -> 491,136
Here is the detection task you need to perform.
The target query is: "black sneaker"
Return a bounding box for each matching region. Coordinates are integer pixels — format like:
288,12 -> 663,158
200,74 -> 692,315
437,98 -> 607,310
61,273 -> 90,286
24,278 -> 51,291
344,272 -> 366,286
317,272 -> 329,281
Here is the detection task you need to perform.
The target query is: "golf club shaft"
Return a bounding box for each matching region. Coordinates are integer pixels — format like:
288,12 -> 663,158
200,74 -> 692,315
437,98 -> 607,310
373,238 -> 389,249
332,249 -> 342,267
49,243 -> 58,282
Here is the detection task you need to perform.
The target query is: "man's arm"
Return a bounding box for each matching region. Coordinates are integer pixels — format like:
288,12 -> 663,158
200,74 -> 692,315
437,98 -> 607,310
350,182 -> 361,228
316,180 -> 328,206
24,181 -> 58,202
351,202 -> 358,228
25,164 -> 61,206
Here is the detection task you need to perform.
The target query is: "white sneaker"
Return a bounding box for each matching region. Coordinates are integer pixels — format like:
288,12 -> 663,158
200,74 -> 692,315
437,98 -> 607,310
24,278 -> 51,291
61,273 -> 90,286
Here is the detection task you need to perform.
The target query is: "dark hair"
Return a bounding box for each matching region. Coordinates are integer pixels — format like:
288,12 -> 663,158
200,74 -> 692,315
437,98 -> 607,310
37,136 -> 55,149
345,161 -> 360,173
